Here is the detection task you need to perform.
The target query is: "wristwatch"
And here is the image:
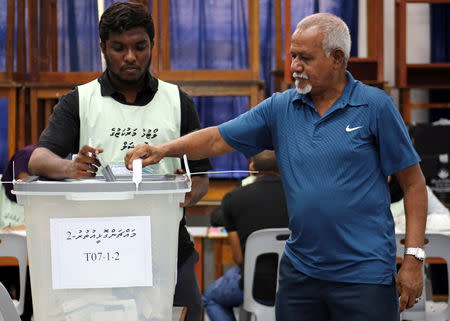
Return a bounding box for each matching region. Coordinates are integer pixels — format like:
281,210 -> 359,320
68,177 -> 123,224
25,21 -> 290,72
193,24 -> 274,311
404,247 -> 426,262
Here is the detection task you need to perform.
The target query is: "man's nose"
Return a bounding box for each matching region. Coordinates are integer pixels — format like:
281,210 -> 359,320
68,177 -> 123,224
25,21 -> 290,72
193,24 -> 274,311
124,49 -> 136,63
291,57 -> 303,73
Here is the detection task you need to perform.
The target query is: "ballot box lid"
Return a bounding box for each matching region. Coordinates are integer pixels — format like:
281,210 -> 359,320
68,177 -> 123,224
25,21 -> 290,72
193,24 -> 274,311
13,174 -> 190,195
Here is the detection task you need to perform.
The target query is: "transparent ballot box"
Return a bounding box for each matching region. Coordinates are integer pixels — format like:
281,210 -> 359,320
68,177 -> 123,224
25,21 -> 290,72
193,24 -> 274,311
14,174 -> 190,321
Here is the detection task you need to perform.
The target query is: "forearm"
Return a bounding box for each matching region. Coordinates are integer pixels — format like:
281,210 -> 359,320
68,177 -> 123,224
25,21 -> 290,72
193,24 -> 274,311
160,127 -> 234,160
125,127 -> 234,170
395,164 -> 427,312
28,147 -> 72,179
186,175 -> 209,207
403,181 -> 427,247
397,164 -> 428,247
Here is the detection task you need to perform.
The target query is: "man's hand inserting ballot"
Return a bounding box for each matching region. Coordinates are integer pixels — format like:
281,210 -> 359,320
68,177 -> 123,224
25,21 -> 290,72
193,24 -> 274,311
125,143 -> 165,170
69,145 -> 104,179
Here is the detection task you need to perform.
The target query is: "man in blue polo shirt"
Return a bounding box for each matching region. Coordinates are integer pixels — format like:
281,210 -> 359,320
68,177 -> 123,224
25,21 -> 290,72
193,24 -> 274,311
125,13 -> 427,321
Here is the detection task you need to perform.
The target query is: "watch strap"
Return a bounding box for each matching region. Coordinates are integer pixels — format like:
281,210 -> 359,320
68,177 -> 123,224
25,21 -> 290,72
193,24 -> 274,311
404,247 -> 425,262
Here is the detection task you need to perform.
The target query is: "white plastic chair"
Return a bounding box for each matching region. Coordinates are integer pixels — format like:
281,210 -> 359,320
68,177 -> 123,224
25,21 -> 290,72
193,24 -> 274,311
242,228 -> 290,321
396,233 -> 450,321
0,281 -> 21,321
0,232 -> 28,316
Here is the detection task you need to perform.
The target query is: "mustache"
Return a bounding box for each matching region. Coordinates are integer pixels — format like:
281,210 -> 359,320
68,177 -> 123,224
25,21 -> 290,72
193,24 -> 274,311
293,72 -> 309,80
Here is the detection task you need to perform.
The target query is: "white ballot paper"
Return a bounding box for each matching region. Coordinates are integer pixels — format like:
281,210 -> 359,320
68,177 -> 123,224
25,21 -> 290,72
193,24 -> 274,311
50,216 -> 152,289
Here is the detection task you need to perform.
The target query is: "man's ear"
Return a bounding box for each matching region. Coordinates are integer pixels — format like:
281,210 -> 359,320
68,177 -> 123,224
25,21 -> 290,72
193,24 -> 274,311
100,42 -> 106,55
332,49 -> 345,68
249,159 -> 255,172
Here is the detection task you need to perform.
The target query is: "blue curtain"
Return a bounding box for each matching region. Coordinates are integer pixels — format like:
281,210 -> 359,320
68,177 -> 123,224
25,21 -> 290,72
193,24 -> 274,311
169,0 -> 250,178
0,0 -> 8,173
429,4 -> 450,122
57,0 -> 102,72
0,0 -> 358,177
169,0 -> 357,178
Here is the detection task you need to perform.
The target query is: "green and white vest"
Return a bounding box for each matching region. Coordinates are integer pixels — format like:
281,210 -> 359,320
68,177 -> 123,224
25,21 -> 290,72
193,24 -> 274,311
78,78 -> 181,174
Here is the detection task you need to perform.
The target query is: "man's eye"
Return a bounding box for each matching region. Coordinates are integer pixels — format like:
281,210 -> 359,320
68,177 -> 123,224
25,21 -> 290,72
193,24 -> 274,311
112,45 -> 123,51
136,44 -> 147,51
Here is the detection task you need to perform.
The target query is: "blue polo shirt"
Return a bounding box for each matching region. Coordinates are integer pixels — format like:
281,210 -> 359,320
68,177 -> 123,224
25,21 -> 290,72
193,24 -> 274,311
218,72 -> 420,284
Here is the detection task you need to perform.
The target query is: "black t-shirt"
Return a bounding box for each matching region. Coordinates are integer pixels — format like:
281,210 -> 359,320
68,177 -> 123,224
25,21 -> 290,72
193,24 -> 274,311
222,175 -> 289,301
37,71 -> 212,266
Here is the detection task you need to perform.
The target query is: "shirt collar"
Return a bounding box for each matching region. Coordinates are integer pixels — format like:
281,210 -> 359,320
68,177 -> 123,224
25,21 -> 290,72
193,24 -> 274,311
98,70 -> 158,98
292,71 -> 366,110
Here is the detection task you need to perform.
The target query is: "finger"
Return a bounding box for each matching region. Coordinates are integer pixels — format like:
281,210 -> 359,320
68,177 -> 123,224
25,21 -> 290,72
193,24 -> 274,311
398,295 -> 408,313
92,158 -> 101,168
406,296 -> 417,309
76,154 -> 100,169
75,151 -> 92,164
88,165 -> 99,173
73,168 -> 96,180
79,146 -> 103,169
125,146 -> 148,169
124,149 -> 135,165
76,160 -> 98,172
75,171 -> 96,180
79,145 -> 97,156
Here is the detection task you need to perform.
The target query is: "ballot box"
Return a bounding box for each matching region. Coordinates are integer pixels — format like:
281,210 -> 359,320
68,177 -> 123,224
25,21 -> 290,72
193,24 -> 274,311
14,174 -> 190,321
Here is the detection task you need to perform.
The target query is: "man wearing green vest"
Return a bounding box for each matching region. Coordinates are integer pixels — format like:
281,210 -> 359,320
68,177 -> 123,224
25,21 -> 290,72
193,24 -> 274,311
28,2 -> 211,320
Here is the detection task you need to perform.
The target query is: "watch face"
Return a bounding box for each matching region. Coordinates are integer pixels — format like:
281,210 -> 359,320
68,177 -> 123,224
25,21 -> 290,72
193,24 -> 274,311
416,248 -> 425,260
405,247 -> 426,261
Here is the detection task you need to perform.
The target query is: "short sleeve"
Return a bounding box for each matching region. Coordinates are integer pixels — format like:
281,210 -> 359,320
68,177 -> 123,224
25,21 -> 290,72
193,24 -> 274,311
37,88 -> 80,158
374,94 -> 420,176
218,98 -> 274,158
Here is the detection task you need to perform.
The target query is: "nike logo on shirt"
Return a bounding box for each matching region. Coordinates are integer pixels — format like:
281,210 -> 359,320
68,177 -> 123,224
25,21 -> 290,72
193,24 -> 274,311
346,125 -> 363,132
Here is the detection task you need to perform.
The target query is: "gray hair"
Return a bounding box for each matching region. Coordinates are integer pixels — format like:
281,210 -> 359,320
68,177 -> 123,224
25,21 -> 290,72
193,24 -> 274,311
296,13 -> 351,66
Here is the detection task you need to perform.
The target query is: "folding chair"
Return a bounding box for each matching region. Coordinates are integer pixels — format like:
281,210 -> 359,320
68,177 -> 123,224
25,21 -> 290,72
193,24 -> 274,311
0,281 -> 21,321
0,232 -> 28,316
396,233 -> 450,321
242,228 -> 290,321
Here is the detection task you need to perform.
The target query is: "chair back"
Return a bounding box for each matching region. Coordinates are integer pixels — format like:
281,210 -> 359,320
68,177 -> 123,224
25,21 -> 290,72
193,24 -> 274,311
396,233 -> 450,321
243,228 -> 290,321
0,282 -> 21,321
0,232 -> 27,316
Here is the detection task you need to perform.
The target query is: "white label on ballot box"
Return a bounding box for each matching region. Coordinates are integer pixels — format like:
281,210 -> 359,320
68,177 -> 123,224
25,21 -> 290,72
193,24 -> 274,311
50,216 -> 152,289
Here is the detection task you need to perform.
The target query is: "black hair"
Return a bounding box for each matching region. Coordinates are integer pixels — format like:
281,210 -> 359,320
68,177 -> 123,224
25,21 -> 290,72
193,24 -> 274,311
99,2 -> 155,43
252,150 -> 279,172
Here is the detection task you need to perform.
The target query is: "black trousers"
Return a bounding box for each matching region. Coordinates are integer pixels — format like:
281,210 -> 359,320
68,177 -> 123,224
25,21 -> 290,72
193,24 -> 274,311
173,250 -> 202,321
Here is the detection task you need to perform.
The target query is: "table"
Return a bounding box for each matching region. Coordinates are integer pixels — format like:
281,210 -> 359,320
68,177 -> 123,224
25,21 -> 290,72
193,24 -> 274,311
207,227 -> 234,280
188,226 -> 235,286
186,226 -> 208,292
